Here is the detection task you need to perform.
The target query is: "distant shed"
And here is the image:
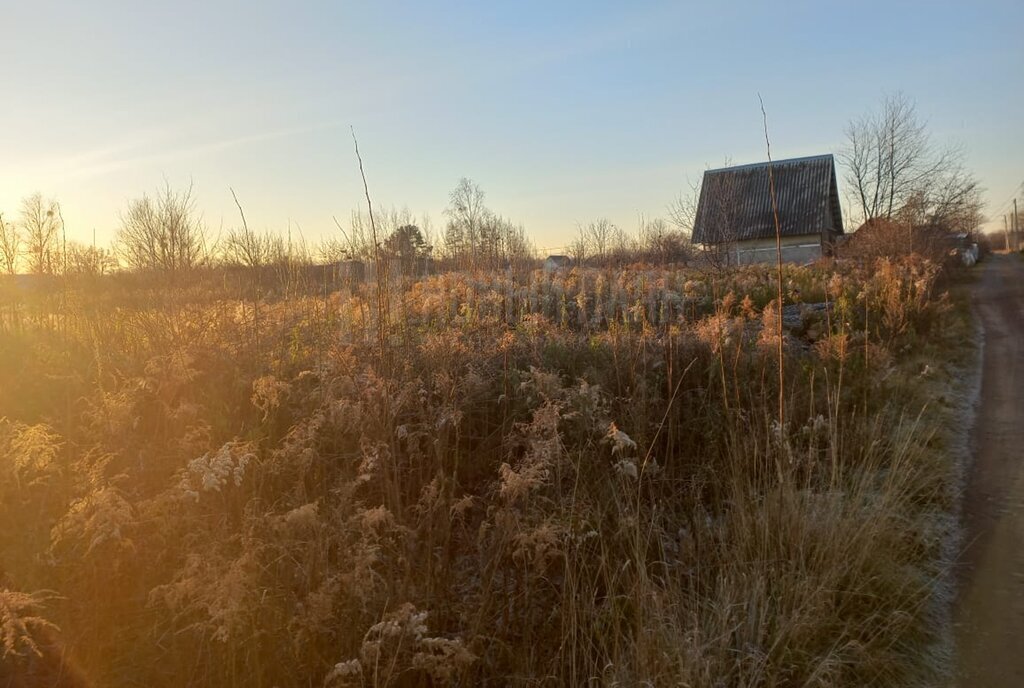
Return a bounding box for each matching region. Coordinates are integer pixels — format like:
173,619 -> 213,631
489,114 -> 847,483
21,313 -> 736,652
543,255 -> 572,271
692,154 -> 844,264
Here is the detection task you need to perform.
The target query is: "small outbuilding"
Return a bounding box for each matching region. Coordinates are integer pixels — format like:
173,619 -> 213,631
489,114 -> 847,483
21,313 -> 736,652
692,154 -> 844,264
543,255 -> 573,271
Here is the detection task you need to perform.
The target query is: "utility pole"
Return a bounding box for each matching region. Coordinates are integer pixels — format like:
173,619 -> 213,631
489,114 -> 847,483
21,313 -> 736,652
1005,216 -> 1011,252
1007,197 -> 1015,250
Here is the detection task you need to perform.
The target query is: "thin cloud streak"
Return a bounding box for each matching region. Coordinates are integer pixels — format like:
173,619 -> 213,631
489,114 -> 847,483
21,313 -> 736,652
3,121 -> 348,187
66,120 -> 349,181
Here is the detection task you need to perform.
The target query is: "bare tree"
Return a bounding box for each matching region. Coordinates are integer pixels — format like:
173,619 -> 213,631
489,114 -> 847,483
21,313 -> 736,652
0,212 -> 20,275
567,234 -> 587,265
117,183 -> 208,279
672,161 -> 741,267
666,178 -> 701,236
443,178 -> 487,265
480,213 -> 532,269
918,165 -> 983,233
223,226 -> 273,269
264,233 -> 290,270
638,214 -> 691,265
590,218 -> 617,260
65,241 -> 117,277
20,194 -> 61,275
223,189 -> 274,272
573,219 -> 659,267
330,210 -> 373,262
840,93 -> 981,231
440,179 -> 531,270
572,219 -> 618,265
418,214 -> 436,257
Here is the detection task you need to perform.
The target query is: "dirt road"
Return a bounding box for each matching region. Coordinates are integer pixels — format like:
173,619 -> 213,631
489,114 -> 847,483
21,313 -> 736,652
955,253 -> 1024,686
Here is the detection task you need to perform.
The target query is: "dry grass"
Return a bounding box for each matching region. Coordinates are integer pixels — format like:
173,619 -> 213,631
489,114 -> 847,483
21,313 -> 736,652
0,256 -> 968,686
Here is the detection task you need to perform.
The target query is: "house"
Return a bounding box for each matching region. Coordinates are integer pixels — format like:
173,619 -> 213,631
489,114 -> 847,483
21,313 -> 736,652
543,255 -> 572,271
691,154 -> 844,264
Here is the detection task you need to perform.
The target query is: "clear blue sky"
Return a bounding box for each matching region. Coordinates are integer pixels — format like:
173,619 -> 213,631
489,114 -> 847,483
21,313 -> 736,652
1,0 -> 1021,251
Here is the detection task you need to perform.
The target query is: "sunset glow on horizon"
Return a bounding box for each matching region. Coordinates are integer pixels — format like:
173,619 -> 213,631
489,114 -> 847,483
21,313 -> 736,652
2,0 -> 1021,250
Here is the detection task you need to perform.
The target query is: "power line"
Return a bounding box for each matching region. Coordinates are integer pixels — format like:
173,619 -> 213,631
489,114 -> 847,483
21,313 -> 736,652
991,180 -> 1024,217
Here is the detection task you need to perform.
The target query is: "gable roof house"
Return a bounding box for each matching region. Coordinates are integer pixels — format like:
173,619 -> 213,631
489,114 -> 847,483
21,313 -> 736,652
691,154 -> 844,265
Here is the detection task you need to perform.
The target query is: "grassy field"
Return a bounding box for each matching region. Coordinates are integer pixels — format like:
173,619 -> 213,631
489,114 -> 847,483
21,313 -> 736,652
0,256 -> 972,686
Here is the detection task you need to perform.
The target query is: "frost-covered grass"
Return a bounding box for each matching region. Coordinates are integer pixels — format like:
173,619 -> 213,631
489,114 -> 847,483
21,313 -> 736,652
0,256 -> 969,686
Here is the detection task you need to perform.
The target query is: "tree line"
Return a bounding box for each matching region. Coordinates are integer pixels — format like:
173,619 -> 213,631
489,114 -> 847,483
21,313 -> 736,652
0,175 -> 697,282
0,179 -> 536,279
0,93 -> 987,279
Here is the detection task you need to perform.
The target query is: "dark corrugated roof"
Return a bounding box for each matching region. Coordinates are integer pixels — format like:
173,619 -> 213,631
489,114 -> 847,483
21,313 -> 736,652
691,154 -> 844,245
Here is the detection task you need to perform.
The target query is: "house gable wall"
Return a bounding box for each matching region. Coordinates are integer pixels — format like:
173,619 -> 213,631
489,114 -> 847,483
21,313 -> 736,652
733,233 -> 824,265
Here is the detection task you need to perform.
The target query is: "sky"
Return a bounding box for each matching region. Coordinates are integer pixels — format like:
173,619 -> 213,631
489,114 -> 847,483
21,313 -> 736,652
1,0 -> 1021,253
